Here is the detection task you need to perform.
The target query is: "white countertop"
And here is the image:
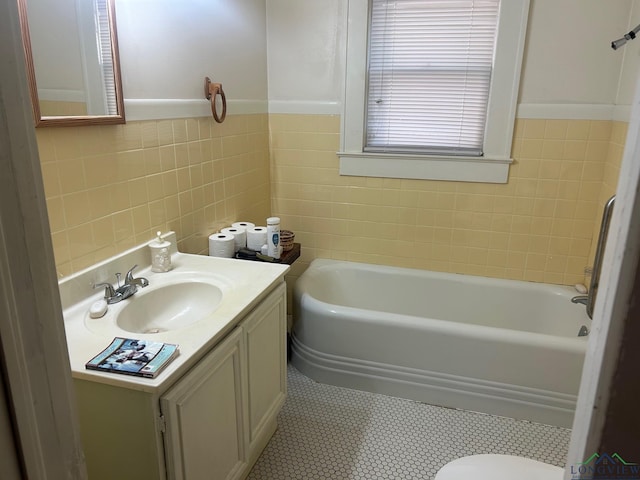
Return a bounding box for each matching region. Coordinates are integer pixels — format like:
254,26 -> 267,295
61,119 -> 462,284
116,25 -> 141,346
60,234 -> 289,394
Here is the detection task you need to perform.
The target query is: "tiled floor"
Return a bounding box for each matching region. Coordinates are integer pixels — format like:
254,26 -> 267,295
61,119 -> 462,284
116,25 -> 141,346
248,365 -> 571,479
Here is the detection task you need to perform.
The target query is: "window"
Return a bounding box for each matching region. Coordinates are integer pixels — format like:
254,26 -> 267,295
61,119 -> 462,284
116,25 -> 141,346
339,0 -> 530,183
76,0 -> 118,115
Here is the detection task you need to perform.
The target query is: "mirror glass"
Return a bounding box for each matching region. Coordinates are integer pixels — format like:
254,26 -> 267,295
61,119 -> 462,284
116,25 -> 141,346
17,0 -> 125,127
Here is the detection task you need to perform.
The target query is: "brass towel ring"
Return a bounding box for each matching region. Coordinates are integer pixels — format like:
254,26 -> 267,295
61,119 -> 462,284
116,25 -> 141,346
204,77 -> 227,123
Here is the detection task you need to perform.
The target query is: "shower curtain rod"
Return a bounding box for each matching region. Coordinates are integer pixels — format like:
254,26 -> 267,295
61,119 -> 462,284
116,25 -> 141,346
612,24 -> 640,50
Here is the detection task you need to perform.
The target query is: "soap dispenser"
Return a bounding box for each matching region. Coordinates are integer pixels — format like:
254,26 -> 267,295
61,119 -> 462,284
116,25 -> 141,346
149,231 -> 172,272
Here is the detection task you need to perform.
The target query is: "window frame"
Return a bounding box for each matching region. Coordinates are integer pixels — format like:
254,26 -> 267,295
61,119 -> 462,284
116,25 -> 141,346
338,0 -> 530,183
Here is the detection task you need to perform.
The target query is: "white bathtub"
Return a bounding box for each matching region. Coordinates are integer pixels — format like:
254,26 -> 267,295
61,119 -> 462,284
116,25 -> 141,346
291,259 -> 590,427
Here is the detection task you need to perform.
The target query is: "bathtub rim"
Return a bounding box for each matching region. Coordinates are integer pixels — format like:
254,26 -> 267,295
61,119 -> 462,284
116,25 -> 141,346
294,258 -> 590,345
298,258 -> 586,300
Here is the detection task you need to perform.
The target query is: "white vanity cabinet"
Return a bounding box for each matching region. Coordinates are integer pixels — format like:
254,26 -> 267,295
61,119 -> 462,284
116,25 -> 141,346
243,282 -> 287,458
74,282 -> 287,480
161,327 -> 247,480
161,283 -> 287,480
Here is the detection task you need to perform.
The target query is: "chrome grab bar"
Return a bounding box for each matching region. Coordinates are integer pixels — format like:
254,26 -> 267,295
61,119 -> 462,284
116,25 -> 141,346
572,195 -> 615,319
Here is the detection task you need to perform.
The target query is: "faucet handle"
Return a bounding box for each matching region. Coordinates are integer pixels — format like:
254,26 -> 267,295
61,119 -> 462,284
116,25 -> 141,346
94,282 -> 116,299
125,264 -> 138,283
125,264 -> 149,288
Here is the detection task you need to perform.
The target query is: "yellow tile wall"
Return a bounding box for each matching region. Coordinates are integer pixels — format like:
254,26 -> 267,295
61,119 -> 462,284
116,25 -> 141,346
38,114 -> 271,276
270,115 -> 626,291
39,112 -> 625,287
585,121 -> 627,284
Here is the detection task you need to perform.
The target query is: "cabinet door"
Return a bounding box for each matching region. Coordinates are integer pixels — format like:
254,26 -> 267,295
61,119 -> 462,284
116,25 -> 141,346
161,327 -> 246,480
244,283 -> 287,450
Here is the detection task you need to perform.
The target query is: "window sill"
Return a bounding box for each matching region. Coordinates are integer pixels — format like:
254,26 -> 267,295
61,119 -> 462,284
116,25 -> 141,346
338,152 -> 512,183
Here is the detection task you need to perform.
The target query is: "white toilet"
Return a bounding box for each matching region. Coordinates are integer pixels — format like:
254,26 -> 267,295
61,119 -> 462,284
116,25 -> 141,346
434,454 -> 564,480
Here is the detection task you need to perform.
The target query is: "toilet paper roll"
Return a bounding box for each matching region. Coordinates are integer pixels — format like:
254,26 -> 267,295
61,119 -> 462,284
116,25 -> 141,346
221,227 -> 246,251
232,221 -> 255,230
246,226 -> 268,251
208,233 -> 235,258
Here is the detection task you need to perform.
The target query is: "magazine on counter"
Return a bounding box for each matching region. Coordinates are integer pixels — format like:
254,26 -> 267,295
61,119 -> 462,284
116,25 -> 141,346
85,337 -> 179,378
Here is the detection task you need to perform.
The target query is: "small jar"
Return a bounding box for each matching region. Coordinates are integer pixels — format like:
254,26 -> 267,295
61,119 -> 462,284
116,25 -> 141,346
149,232 -> 172,272
266,217 -> 281,259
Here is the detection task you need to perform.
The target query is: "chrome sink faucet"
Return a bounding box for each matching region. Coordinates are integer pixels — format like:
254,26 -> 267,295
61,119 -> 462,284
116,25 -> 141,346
94,265 -> 149,304
125,264 -> 149,288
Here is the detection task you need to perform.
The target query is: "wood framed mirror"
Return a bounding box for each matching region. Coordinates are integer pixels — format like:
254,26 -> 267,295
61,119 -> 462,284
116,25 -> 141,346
17,0 -> 125,127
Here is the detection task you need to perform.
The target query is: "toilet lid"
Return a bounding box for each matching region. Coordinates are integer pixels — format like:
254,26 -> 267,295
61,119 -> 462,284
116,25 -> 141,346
434,454 -> 564,480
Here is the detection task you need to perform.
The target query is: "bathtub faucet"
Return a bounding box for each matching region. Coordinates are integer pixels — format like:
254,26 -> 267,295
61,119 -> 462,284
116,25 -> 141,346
571,295 -> 588,306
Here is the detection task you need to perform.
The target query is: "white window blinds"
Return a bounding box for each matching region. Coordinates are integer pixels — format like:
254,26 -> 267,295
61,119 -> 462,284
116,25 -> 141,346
96,0 -> 117,115
365,0 -> 500,156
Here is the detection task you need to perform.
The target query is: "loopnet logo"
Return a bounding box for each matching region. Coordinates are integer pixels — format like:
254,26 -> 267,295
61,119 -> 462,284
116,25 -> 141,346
571,453 -> 640,480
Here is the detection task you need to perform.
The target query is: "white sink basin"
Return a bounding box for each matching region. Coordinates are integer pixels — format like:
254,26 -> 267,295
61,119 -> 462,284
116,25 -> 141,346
116,281 -> 223,334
